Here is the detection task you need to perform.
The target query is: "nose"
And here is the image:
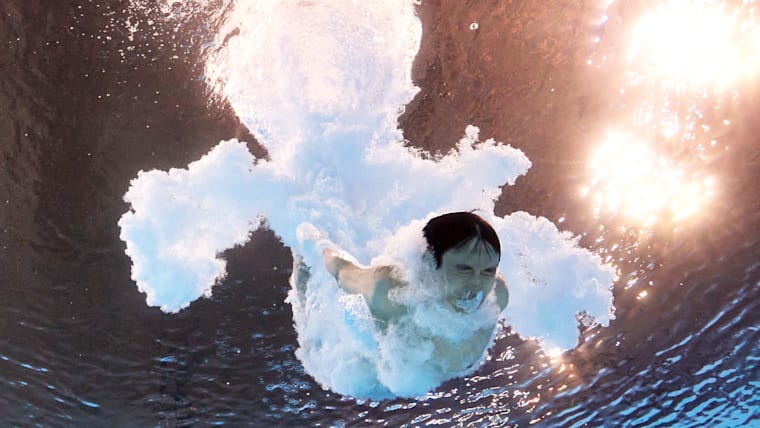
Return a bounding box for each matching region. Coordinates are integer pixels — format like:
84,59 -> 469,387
465,274 -> 492,290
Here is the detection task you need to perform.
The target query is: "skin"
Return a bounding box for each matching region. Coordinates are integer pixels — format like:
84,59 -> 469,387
438,238 -> 506,313
320,238 -> 509,371
323,238 -> 508,319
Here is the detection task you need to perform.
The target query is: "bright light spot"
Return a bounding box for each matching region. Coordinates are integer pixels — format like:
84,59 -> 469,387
585,132 -> 716,227
627,0 -> 757,87
637,290 -> 648,300
546,347 -> 564,359
661,115 -> 679,140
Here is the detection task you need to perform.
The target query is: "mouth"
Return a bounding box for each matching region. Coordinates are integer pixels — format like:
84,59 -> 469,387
451,289 -> 485,314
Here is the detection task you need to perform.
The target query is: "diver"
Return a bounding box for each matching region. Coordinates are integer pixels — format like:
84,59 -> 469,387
297,212 -> 509,373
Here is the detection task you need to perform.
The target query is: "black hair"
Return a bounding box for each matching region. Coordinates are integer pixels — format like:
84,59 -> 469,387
422,212 -> 501,268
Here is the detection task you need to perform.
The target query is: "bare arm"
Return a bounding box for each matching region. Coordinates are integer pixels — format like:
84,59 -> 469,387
322,247 -> 406,324
322,247 -> 375,299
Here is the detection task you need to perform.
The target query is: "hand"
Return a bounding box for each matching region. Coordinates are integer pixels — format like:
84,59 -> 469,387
292,256 -> 311,301
323,247 -> 351,279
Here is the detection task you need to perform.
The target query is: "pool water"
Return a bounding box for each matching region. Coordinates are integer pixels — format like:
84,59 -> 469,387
0,0 -> 757,426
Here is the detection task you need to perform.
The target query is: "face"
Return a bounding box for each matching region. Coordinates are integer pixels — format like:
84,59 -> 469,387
437,237 -> 500,313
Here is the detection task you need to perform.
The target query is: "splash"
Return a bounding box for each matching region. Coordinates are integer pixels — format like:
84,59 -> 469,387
119,0 -> 616,398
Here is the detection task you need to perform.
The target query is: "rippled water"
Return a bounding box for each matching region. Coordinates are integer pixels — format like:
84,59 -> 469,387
1,0 -> 758,426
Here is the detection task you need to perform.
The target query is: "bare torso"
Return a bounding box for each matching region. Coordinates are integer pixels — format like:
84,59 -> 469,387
322,247 -> 508,324
318,246 -> 510,373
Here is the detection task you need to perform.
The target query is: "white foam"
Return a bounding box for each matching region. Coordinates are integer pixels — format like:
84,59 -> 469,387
120,0 -> 617,398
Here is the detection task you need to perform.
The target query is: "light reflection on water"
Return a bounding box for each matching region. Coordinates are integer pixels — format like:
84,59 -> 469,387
0,0 -> 757,426
626,0 -> 758,86
584,0 -> 759,232
584,130 -> 717,226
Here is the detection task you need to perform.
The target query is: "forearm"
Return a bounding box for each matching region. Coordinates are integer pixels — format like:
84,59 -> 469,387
322,247 -> 368,297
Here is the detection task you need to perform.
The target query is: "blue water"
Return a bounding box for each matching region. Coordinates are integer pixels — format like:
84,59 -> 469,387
0,0 -> 757,426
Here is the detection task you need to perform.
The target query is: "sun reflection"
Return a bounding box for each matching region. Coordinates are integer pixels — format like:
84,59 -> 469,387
584,131 -> 716,227
627,0 -> 759,87
545,347 -> 564,360
580,0 -> 759,228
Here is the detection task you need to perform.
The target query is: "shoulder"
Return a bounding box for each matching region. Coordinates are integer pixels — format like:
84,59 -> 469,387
366,265 -> 407,322
494,275 -> 509,311
373,265 -> 400,280
372,265 -> 406,291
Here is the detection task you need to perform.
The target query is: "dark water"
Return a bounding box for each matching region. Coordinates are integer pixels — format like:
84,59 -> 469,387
1,0 -> 757,426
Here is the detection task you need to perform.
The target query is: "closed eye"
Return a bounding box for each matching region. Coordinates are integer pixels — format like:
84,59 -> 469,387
482,269 -> 497,277
455,264 -> 473,272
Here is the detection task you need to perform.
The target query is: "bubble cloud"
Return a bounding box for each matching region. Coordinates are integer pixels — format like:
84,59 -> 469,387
119,0 -> 616,398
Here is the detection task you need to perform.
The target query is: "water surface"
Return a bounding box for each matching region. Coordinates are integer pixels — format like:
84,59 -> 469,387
0,0 -> 757,426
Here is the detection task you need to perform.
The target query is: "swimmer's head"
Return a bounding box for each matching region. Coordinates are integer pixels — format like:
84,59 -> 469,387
423,212 -> 501,313
423,212 -> 501,268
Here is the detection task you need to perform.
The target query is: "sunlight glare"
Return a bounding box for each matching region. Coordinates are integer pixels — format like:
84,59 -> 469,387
628,0 -> 755,87
546,347 -> 564,360
586,132 -> 716,226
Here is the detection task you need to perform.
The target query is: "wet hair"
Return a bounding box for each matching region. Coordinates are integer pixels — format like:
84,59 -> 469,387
422,212 -> 501,268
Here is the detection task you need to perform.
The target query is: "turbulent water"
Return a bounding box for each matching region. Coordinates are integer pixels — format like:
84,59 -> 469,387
1,0 -> 758,426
